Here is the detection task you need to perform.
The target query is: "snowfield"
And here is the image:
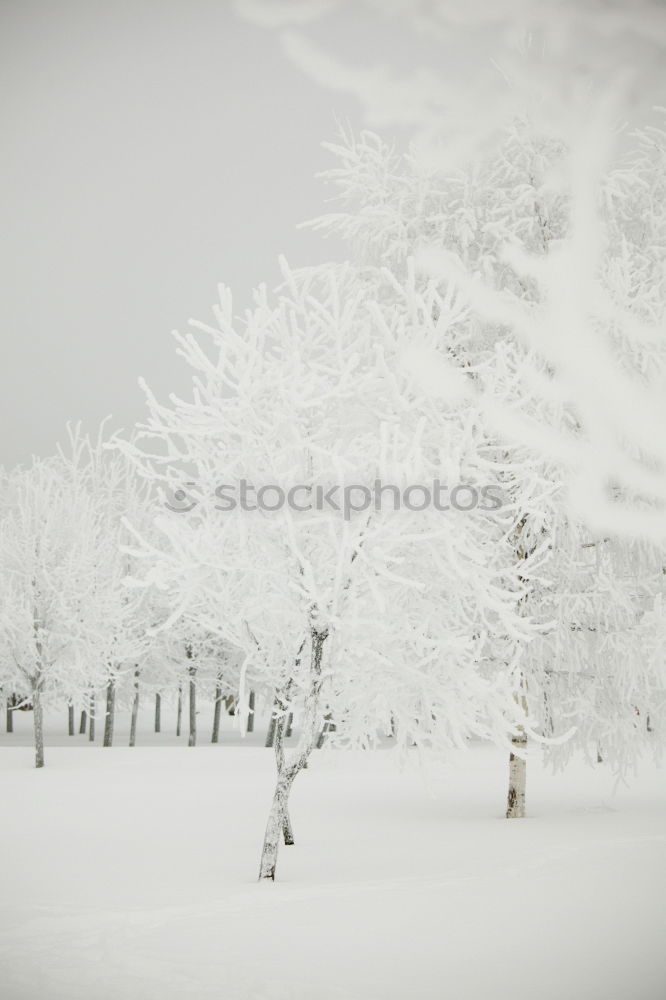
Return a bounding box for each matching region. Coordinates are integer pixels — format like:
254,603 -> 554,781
0,712 -> 665,1000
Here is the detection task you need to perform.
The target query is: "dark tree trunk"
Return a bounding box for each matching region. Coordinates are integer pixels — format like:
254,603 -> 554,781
79,709 -> 87,734
129,668 -> 140,747
212,682 -> 223,744
188,667 -> 197,747
316,712 -> 336,749
265,697 -> 278,748
103,678 -> 115,748
88,693 -> 96,742
247,690 -> 255,734
68,703 -> 75,736
6,698 -> 14,734
154,692 -> 161,733
224,695 -> 236,716
176,684 -> 182,737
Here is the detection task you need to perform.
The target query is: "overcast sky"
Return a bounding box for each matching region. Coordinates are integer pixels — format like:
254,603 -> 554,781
2,1 -> 663,468
1,1 -> 367,466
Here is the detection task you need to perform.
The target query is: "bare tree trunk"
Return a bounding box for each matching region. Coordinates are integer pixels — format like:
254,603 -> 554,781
265,697 -> 278,748
188,666 -> 197,747
88,693 -> 96,742
259,629 -> 327,880
33,688 -> 44,768
224,695 -> 236,715
284,711 -> 293,739
176,684 -> 183,737
259,774 -> 295,878
154,692 -> 161,733
6,697 -> 13,734
129,668 -> 140,747
103,678 -> 115,748
79,709 -> 87,734
68,703 -> 75,736
506,729 -> 527,818
316,712 -> 335,749
543,689 -> 554,735
506,517 -> 534,820
260,692 -> 298,874
282,806 -> 295,846
211,682 -> 223,744
247,690 -> 255,734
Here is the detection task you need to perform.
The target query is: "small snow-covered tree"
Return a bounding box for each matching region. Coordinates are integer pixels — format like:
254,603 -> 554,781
0,425 -> 159,765
0,457 -> 102,766
65,426 -> 155,748
526,526 -> 666,775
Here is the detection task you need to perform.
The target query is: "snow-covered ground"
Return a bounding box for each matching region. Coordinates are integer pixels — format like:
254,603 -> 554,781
1,710 -> 665,1000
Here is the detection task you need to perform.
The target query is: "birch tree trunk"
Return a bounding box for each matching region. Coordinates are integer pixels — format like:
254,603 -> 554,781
259,767 -> 297,878
506,729 -> 527,818
79,709 -> 87,734
88,693 -> 96,742
259,628 -> 327,881
259,700 -> 297,875
176,684 -> 183,737
211,682 -> 223,744
68,703 -> 75,736
188,666 -> 197,747
259,775 -> 295,879
129,669 -> 140,747
282,805 -> 295,846
32,687 -> 44,769
103,678 -> 115,748
154,692 -> 161,733
506,514 -> 535,820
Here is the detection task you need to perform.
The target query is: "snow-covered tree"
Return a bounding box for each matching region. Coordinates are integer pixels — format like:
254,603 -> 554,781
124,258 -> 547,875
308,118 -> 666,807
0,425 -> 161,764
0,456 -> 102,766
67,425 -> 156,748
527,527 -> 666,776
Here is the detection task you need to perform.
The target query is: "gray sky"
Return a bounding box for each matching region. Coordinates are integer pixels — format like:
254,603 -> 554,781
1,1 -> 361,466
2,1 -> 663,468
